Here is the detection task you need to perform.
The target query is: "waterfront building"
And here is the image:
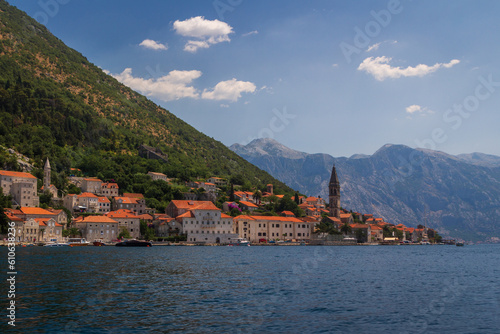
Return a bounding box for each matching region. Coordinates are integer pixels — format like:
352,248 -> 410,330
233,215 -> 314,242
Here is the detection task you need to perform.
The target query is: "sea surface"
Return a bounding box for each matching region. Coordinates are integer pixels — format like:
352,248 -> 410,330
1,244 -> 499,333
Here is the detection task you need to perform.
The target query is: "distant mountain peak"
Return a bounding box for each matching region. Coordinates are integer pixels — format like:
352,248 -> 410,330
230,138 -> 307,159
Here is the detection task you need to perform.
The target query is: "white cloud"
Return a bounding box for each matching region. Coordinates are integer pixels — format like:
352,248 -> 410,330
358,56 -> 460,81
111,68 -> 201,102
242,30 -> 258,37
366,43 -> 381,52
405,104 -> 435,117
173,16 -> 233,52
139,39 -> 168,51
220,104 -> 230,108
202,78 -> 256,102
366,40 -> 397,53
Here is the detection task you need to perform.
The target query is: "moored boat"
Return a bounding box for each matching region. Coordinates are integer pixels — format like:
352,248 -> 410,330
93,239 -> 106,246
228,238 -> 250,246
67,238 -> 90,246
115,239 -> 152,247
43,242 -> 70,247
456,242 -> 465,247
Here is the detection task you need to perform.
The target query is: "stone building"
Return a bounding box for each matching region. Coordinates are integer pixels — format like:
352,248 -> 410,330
0,170 -> 39,207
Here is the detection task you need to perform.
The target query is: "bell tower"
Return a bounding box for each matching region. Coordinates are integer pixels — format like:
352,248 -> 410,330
329,164 -> 340,218
44,158 -> 51,191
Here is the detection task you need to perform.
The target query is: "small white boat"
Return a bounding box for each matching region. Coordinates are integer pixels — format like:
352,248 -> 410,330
229,238 -> 250,246
67,238 -> 90,246
44,242 -> 70,247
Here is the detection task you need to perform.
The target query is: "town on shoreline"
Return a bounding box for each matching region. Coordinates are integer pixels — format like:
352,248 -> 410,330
1,158 -> 449,247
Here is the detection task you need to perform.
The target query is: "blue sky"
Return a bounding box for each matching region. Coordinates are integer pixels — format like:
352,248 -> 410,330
7,0 -> 500,157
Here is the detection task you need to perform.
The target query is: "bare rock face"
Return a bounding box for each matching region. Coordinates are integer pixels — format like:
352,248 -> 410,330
231,139 -> 500,242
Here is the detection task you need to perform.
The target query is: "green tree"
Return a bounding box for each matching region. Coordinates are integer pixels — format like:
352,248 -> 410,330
340,222 -> 352,235
0,207 -> 9,234
63,227 -> 81,238
118,226 -> 131,239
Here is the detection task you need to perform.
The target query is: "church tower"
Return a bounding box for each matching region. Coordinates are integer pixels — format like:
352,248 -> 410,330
44,158 -> 51,191
329,164 -> 340,218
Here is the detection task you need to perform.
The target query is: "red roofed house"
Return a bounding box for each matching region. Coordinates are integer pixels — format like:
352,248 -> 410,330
34,218 -> 63,243
233,215 -> 313,243
148,172 -> 169,182
239,200 -> 259,212
101,182 -> 119,197
340,213 -> 354,225
369,224 -> 384,242
0,170 -> 39,207
6,212 -> 24,242
74,215 -> 119,243
113,196 -> 147,215
166,200 -> 210,218
174,201 -> 238,244
98,197 -> 111,213
106,209 -> 141,239
349,223 -> 371,243
281,211 -> 296,218
77,192 -> 100,213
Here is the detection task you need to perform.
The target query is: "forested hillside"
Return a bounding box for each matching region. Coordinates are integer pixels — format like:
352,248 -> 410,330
0,0 -> 294,211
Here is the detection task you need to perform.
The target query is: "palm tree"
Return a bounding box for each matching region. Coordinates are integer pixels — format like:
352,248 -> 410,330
253,190 -> 262,205
340,222 -> 352,235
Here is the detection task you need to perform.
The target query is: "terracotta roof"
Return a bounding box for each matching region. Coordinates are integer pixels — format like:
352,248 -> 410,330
340,214 -> 352,219
369,224 -> 383,230
327,217 -> 342,223
101,182 -> 118,188
114,197 -> 139,204
78,192 -> 99,198
81,215 -> 118,224
107,210 -> 139,219
169,200 -> 208,209
192,202 -> 220,211
239,200 -> 259,208
281,211 -> 295,216
34,218 -> 62,227
0,170 -> 37,179
149,172 -> 166,176
98,197 -> 110,203
306,197 -> 318,202
351,223 -> 369,229
6,213 -> 23,221
221,213 -> 232,218
20,207 -> 56,216
177,211 -> 195,219
84,178 -> 102,182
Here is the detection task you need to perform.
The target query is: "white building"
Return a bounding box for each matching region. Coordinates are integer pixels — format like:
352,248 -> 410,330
176,201 -> 238,244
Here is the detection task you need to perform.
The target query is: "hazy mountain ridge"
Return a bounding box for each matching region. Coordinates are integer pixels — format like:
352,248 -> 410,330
231,139 -> 500,241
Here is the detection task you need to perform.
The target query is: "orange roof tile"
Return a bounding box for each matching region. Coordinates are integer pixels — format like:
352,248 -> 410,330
84,178 -> 102,182
177,211 -> 195,219
239,200 -> 259,208
369,224 -> 383,230
351,223 -> 369,229
78,192 -> 99,198
98,197 -> 110,203
6,213 -> 23,221
0,170 -> 37,179
340,214 -> 352,219
82,215 -> 118,224
169,200 -> 208,209
106,210 -> 138,219
20,207 -> 56,216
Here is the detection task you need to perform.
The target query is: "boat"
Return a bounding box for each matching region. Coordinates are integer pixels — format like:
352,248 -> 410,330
44,242 -> 70,247
228,238 -> 250,246
456,242 -> 465,247
93,239 -> 106,246
67,238 -> 91,246
115,239 -> 152,247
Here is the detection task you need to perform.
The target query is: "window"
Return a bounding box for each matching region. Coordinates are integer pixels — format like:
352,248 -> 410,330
276,224 -> 280,227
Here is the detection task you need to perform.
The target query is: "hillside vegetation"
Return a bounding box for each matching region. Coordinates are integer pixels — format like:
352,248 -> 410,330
0,1 -> 294,210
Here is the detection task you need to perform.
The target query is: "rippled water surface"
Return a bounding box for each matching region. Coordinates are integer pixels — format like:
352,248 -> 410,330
1,244 -> 499,333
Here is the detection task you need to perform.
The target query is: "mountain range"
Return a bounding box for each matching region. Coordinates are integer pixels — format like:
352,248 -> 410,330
231,138 -> 500,242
